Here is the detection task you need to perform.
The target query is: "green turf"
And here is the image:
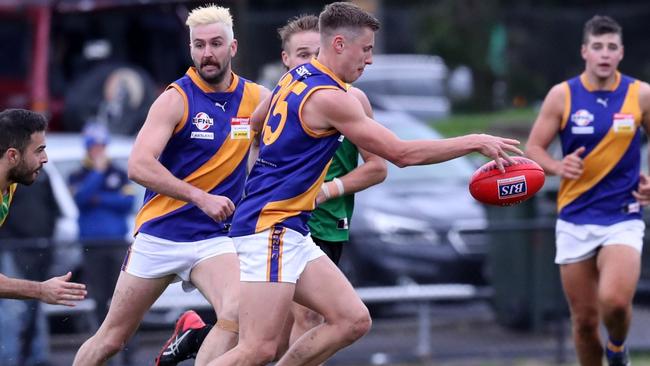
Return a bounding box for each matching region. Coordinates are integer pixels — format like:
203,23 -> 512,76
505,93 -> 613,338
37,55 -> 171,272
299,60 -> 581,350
432,107 -> 537,140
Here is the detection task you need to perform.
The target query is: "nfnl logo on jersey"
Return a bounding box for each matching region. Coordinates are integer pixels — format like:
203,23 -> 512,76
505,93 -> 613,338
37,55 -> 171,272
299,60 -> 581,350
497,175 -> 527,200
192,112 -> 213,131
570,109 -> 594,135
191,112 -> 214,140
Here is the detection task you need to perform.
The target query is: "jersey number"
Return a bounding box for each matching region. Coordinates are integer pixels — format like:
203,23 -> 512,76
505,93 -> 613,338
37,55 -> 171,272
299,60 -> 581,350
262,73 -> 307,145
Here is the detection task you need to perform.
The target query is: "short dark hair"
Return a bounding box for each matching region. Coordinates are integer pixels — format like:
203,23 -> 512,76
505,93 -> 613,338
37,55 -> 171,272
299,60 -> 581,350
583,15 -> 622,44
278,15 -> 319,51
0,109 -> 47,158
319,2 -> 380,39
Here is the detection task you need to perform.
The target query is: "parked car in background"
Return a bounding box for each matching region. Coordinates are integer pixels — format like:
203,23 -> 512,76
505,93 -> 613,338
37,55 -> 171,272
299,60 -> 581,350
354,54 -> 457,123
340,110 -> 489,287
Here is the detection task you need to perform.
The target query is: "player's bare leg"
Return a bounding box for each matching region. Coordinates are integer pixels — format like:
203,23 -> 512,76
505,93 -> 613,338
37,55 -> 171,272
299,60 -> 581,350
207,282 -> 296,365
561,256 -> 602,366
277,256 -> 371,365
73,272 -> 174,365
192,253 -> 241,365
275,307 -> 295,359
598,245 -> 640,354
290,303 -> 324,346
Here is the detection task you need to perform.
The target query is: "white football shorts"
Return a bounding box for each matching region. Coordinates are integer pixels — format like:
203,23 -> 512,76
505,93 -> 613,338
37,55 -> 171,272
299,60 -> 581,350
233,226 -> 325,283
122,232 -> 236,291
555,219 -> 644,264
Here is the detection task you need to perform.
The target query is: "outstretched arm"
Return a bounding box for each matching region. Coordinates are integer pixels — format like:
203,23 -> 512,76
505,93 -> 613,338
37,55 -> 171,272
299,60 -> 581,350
317,87 -> 387,203
302,89 -> 522,171
0,272 -> 86,307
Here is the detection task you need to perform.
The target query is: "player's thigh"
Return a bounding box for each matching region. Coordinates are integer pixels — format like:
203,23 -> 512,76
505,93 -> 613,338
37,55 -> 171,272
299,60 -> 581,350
597,244 -> 641,303
559,257 -> 599,316
98,271 -> 174,338
293,255 -> 367,322
238,281 -> 295,345
191,252 -> 240,313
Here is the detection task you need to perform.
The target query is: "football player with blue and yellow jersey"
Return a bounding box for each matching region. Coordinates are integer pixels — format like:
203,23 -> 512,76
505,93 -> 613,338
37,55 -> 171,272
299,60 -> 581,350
153,15 -> 388,366
0,109 -> 87,305
72,5 -> 270,366
215,3 -> 521,365
527,15 -> 650,366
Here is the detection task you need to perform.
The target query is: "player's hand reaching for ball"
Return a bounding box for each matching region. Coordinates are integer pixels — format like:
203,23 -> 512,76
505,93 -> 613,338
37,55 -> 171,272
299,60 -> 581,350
474,134 -> 523,173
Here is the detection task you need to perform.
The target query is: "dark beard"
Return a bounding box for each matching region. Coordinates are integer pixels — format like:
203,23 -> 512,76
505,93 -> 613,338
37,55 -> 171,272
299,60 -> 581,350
197,58 -> 231,85
8,161 -> 37,186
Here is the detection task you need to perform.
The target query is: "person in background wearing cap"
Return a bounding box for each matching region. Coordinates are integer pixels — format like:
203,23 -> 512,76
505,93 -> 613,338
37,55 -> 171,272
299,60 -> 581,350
68,122 -> 137,364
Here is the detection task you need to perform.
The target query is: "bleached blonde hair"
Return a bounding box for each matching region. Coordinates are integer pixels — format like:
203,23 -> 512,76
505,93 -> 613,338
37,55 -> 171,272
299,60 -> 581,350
186,4 -> 234,41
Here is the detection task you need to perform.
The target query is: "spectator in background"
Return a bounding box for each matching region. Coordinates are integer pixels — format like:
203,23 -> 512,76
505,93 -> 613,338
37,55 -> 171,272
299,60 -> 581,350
68,122 -> 135,364
0,169 -> 59,366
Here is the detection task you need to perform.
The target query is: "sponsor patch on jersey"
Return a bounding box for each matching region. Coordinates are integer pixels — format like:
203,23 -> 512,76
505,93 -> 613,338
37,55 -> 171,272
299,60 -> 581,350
497,175 -> 527,200
571,109 -> 594,134
192,112 -> 214,131
191,131 -> 214,140
230,117 -> 251,139
613,113 -> 635,133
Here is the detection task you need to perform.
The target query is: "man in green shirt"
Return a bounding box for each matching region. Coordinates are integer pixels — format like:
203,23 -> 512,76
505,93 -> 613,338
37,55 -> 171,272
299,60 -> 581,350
0,108 -> 87,305
154,14 -> 386,366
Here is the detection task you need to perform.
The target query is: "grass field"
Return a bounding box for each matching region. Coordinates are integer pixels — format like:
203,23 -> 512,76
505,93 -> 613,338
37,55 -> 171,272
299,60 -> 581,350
432,107 -> 537,141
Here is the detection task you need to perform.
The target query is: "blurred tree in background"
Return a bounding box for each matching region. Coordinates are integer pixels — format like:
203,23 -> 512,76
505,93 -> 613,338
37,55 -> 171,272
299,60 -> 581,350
414,0 -> 501,111
375,0 -> 650,114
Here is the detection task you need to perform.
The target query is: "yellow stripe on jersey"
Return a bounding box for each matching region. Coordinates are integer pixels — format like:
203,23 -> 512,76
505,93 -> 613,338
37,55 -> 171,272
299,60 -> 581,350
558,80 -> 641,212
167,84 -> 190,135
255,160 -> 332,233
134,137 -> 253,233
298,85 -> 342,138
134,82 -> 260,234
560,82 -> 571,131
240,82 -> 262,137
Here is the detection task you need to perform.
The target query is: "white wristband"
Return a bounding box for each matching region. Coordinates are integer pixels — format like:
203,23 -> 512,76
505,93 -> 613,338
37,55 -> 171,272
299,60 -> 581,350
333,177 -> 345,196
321,183 -> 332,199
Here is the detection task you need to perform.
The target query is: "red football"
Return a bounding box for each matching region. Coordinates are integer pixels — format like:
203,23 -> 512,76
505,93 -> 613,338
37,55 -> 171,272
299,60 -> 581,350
469,157 -> 545,206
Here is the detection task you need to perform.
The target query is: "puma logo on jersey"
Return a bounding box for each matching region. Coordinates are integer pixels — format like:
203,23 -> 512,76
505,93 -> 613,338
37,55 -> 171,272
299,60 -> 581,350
596,98 -> 608,108
215,101 -> 227,112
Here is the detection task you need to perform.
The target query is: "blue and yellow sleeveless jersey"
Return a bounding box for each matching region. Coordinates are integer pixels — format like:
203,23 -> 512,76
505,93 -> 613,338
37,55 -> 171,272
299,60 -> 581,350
134,67 -> 262,241
558,72 -> 643,225
229,59 -> 348,237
